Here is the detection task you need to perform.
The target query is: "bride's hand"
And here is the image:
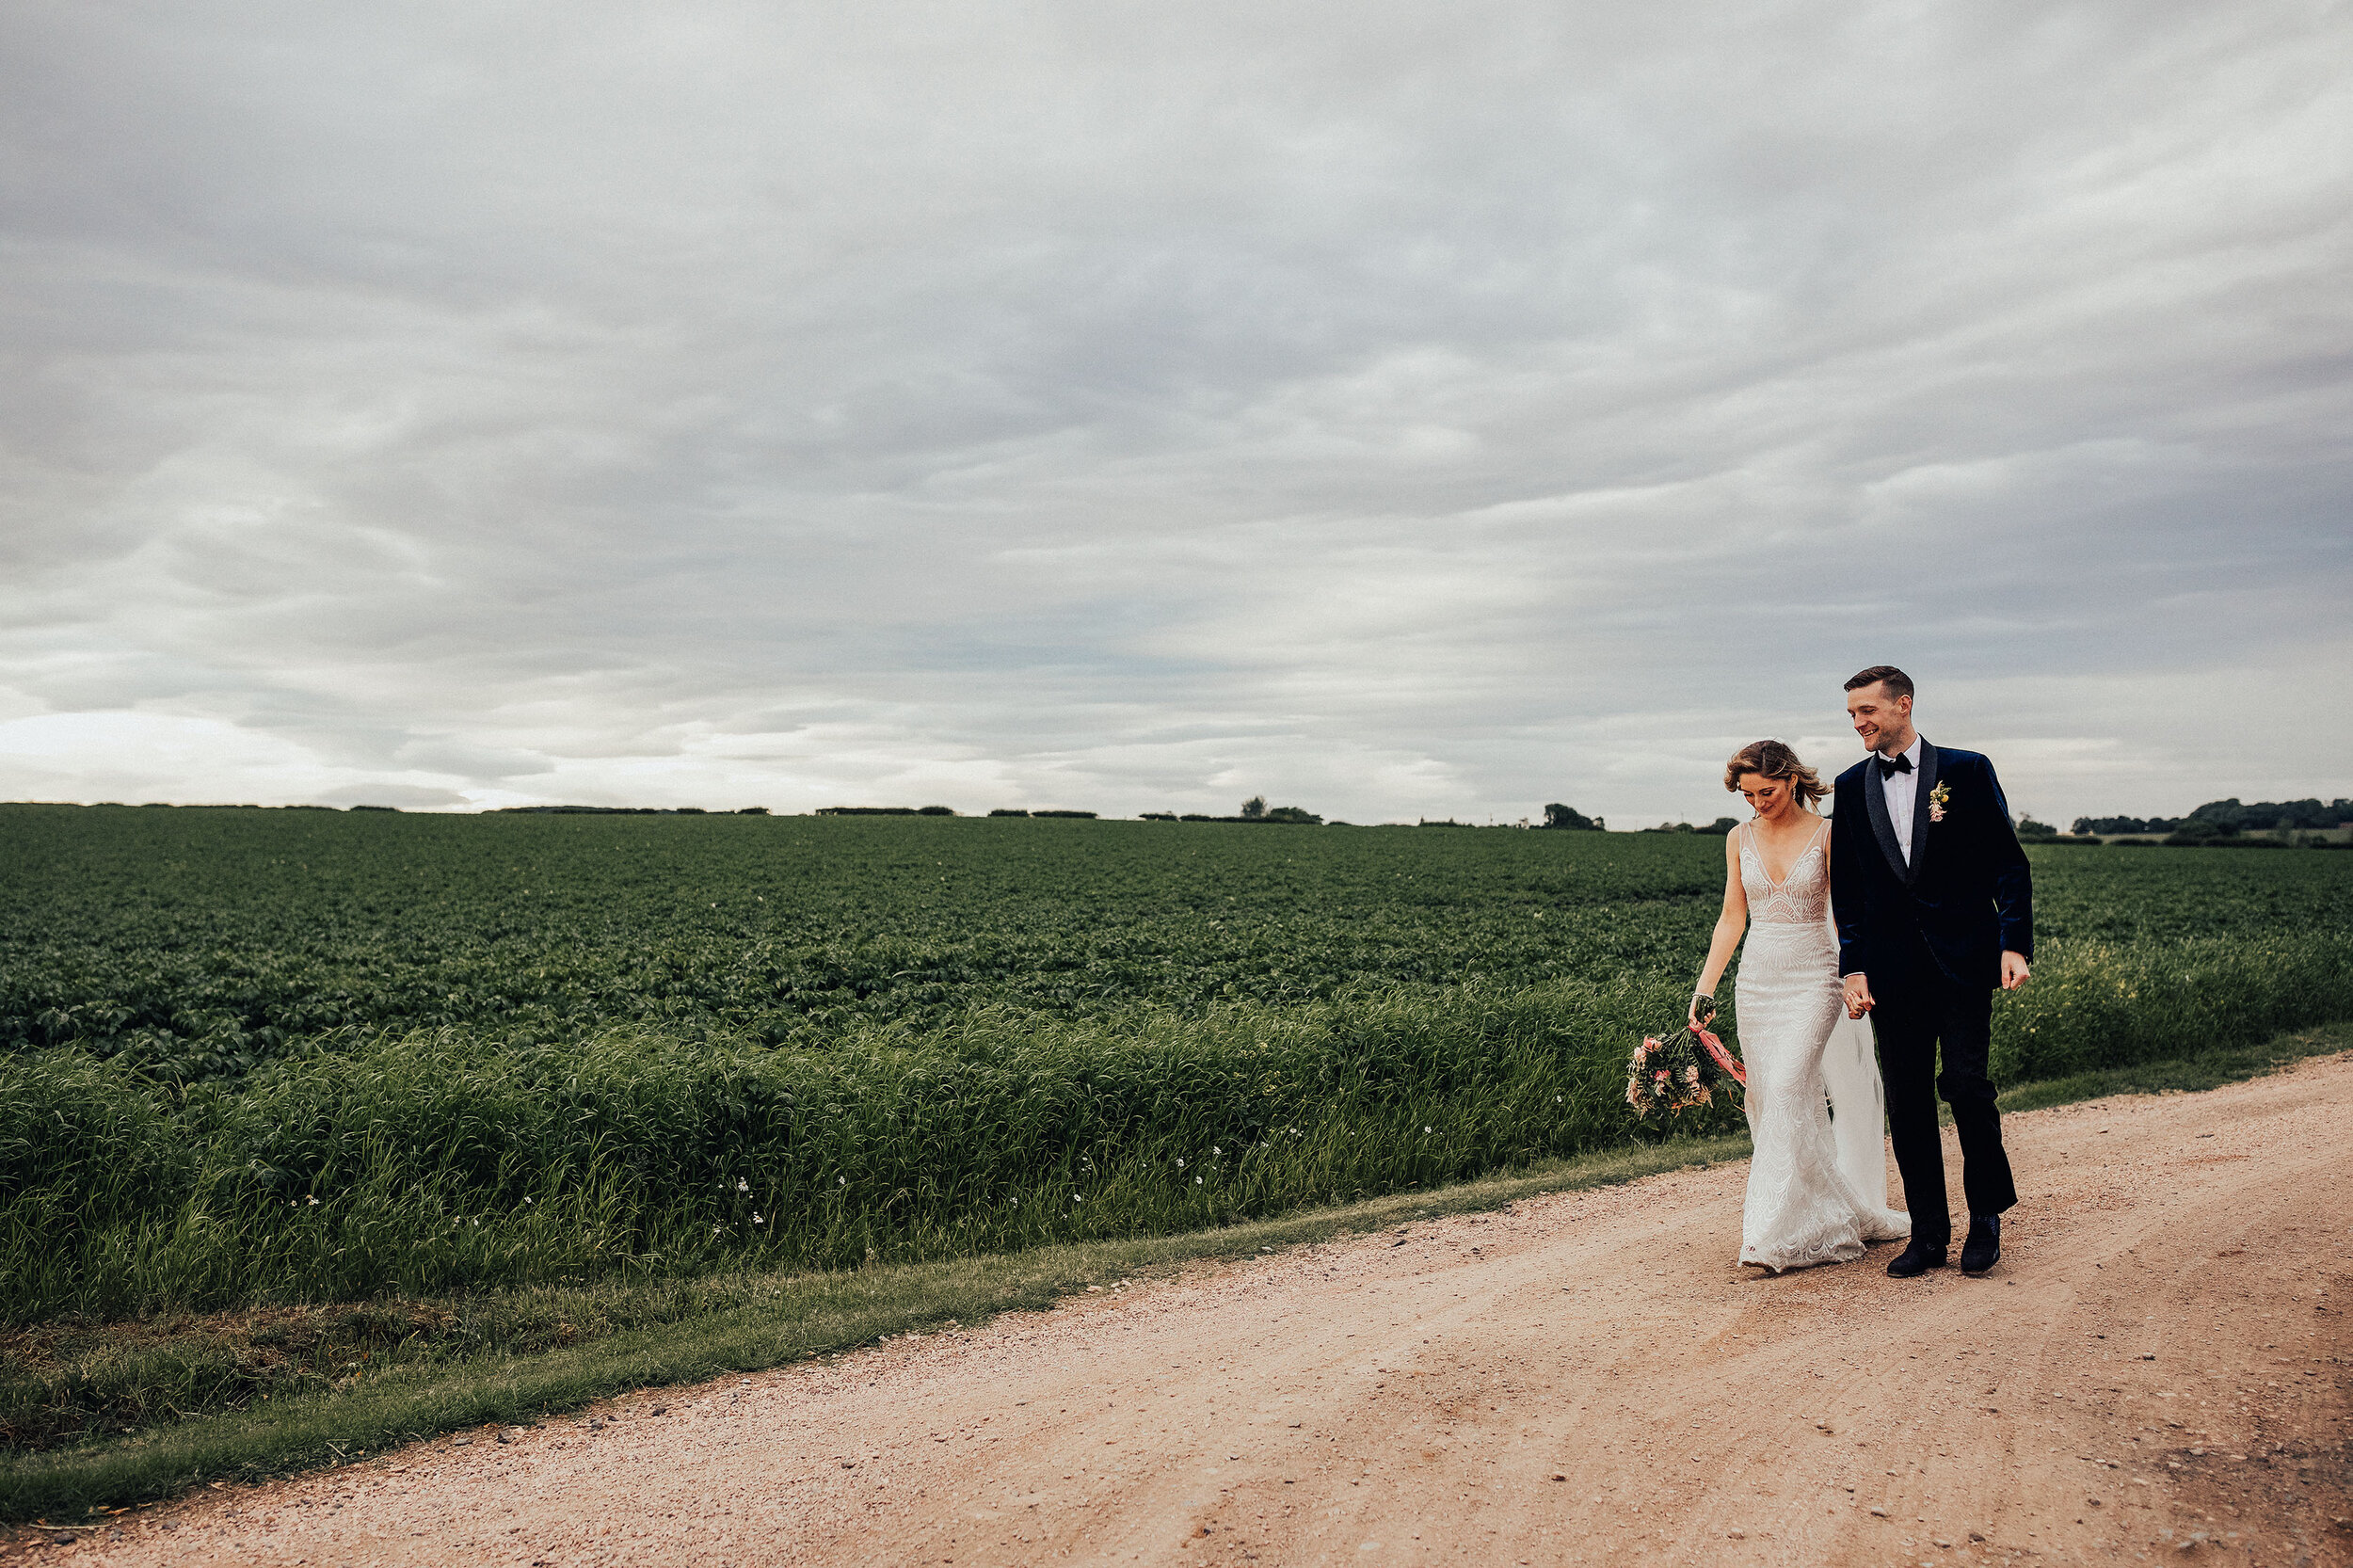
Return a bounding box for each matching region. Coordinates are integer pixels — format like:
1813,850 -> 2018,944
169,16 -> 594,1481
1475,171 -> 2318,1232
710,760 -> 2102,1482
1689,995 -> 1715,1032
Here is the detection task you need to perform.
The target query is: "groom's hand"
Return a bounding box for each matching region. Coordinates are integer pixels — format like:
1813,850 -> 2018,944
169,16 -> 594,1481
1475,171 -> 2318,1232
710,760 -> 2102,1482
1842,973 -> 1873,1018
2000,951 -> 2031,990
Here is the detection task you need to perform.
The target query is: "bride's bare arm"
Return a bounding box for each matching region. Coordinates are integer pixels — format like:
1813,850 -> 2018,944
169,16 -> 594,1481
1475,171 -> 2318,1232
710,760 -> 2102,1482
1690,828 -> 1747,1028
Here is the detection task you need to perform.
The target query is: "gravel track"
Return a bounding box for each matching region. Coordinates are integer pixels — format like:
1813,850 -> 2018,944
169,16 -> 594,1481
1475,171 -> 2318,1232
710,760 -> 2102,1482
28,1055 -> 2352,1567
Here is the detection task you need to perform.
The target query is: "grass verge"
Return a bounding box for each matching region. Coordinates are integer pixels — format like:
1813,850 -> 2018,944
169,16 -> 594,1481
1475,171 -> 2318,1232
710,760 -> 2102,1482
6,1020 -> 2345,1528
6,1133 -> 1747,1527
1993,1019 -> 2349,1112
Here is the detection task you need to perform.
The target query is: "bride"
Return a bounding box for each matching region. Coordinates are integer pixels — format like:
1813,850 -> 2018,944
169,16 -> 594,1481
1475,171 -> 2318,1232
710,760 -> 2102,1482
1690,740 -> 1910,1272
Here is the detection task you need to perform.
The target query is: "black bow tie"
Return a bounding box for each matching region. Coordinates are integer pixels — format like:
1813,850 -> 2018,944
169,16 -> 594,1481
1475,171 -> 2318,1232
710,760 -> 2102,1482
1877,753 -> 1913,779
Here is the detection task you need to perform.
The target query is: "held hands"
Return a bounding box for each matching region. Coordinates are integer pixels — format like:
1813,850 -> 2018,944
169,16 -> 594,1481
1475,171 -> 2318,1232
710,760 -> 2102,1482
2000,951 -> 2031,991
1842,972 -> 1874,1018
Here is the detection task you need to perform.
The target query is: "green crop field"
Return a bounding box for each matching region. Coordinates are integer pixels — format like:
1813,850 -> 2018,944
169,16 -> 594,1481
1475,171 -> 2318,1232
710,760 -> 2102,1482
4,806 -> 2348,1328
1,803 -> 2349,1496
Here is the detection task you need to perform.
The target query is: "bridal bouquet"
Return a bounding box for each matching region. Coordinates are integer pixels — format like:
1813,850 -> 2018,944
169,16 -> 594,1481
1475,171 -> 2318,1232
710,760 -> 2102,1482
1625,998 -> 1746,1118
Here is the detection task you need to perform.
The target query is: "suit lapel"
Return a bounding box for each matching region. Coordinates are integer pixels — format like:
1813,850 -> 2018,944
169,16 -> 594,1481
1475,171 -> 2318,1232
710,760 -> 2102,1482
1906,741 -> 1939,887
1864,757 -> 1906,878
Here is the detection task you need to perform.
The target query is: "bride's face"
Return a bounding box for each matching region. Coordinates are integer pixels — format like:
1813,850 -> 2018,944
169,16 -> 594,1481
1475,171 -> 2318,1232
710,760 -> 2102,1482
1737,774 -> 1793,821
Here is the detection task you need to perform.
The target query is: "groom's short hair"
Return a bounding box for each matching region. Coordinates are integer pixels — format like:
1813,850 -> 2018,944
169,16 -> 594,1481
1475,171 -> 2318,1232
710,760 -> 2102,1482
1844,664 -> 1913,701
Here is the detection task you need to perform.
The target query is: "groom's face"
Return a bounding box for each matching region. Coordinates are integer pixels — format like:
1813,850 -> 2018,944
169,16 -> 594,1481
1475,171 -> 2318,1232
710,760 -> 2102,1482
1847,682 -> 1913,754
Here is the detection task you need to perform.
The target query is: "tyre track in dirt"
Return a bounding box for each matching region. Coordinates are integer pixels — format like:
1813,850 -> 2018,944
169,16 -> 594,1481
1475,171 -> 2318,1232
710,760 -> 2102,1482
32,1054 -> 2353,1567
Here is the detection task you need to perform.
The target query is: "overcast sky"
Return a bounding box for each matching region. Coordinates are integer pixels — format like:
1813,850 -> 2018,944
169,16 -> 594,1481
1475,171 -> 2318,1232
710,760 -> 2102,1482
3,2 -> 2347,826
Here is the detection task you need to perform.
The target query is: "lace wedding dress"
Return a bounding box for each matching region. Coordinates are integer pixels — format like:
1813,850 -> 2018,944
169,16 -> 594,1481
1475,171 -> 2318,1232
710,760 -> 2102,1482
1733,820 -> 1910,1271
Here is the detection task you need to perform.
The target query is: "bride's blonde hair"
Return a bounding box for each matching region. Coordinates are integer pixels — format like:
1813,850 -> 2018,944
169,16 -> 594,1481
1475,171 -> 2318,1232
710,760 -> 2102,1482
1723,739 -> 1828,808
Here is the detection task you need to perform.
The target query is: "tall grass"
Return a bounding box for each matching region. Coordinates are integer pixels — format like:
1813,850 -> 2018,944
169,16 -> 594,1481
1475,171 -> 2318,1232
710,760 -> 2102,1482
1,972 -> 1710,1321
5,932 -> 2346,1324
1993,932 -> 2353,1079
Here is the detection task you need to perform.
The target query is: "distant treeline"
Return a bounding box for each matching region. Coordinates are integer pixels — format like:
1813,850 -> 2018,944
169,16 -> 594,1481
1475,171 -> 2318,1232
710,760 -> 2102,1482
5,802 -> 370,812
1142,810 -> 1324,824
499,805 -> 770,816
25,794 -> 2347,840
1139,796 -> 1324,825
2073,797 -> 2350,837
815,805 -> 957,816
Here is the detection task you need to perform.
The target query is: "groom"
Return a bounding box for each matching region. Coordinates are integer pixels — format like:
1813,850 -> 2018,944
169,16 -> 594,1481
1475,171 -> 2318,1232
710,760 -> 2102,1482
1830,666 -> 2032,1278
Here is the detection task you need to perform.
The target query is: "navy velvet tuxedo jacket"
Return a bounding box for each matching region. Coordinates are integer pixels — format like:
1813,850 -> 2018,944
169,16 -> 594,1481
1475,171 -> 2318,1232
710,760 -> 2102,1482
1829,741 -> 2034,991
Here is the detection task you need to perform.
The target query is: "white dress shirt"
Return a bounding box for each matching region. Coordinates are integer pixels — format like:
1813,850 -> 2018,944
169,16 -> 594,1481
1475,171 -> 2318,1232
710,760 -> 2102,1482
1881,734 -> 1924,863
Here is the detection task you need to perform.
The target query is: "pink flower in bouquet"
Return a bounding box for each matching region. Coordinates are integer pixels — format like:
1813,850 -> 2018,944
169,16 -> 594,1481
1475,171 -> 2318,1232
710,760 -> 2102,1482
1653,1069 -> 1670,1082
1683,1064 -> 1700,1085
1695,1028 -> 1747,1088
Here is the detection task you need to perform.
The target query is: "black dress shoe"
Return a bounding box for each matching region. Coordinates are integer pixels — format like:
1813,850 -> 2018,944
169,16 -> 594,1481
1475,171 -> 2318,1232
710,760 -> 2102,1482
1886,1240 -> 1947,1278
1961,1214 -> 2002,1275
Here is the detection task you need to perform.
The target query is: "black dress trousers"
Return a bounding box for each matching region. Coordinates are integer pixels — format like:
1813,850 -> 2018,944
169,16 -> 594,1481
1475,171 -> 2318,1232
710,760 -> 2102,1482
1869,935 -> 2018,1246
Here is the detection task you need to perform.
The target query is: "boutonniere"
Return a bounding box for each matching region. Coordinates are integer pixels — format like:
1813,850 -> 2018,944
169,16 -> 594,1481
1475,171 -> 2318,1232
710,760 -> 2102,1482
1928,780 -> 1951,823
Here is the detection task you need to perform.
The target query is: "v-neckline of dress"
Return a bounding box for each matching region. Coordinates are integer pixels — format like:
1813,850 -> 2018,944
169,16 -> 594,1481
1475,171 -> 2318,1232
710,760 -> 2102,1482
1748,818 -> 1827,889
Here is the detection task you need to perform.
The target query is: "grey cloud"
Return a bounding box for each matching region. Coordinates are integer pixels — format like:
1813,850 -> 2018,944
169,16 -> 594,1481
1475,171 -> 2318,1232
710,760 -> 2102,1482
391,736 -> 554,779
2,1 -> 2347,823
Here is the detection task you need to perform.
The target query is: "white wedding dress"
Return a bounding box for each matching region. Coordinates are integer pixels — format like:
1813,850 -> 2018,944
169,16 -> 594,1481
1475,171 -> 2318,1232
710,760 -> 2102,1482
1731,820 -> 1910,1271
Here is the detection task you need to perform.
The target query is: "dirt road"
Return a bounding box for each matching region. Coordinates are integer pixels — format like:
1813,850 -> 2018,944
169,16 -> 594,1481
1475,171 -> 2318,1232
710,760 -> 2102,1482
46,1056 -> 2353,1567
